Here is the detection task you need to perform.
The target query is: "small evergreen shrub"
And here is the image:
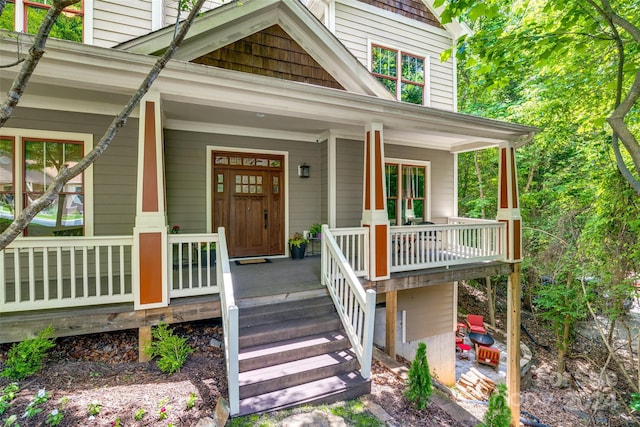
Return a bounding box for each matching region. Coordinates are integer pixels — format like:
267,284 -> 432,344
478,383 -> 512,427
404,342 -> 433,410
1,326 -> 56,380
144,323 -> 194,374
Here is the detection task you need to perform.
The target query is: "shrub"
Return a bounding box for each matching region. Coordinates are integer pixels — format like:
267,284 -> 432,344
404,342 -> 433,410
1,326 -> 56,380
144,323 -> 194,374
478,383 -> 512,427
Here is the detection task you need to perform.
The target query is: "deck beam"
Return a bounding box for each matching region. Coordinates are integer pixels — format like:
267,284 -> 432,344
0,296 -> 221,344
367,261 -> 514,293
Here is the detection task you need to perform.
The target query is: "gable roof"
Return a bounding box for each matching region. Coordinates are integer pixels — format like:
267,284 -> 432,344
116,0 -> 395,100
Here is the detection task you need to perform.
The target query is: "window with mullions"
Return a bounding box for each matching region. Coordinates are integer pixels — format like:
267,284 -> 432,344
385,162 -> 428,225
372,45 -> 426,105
24,139 -> 84,236
0,0 -> 83,42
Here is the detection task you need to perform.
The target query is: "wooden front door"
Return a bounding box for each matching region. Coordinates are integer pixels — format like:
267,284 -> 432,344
212,152 -> 284,257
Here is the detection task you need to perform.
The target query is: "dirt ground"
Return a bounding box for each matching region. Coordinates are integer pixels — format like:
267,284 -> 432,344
0,282 -> 638,426
0,321 -> 464,427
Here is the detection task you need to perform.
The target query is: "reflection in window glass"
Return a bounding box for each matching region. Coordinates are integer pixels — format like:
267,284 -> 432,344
26,5 -> 83,42
386,163 -> 427,224
0,3 -> 15,31
24,140 -> 84,236
0,138 -> 14,233
372,46 -> 426,105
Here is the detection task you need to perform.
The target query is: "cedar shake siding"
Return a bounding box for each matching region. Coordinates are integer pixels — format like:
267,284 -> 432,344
191,25 -> 345,90
357,0 -> 443,29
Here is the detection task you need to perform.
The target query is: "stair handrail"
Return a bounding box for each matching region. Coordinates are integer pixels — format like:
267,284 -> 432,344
321,225 -> 376,379
216,227 -> 239,415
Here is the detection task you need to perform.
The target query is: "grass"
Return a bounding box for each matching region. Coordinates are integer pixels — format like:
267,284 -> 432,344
226,399 -> 385,427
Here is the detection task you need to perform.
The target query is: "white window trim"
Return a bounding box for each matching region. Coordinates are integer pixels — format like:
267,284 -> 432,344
367,38 -> 431,107
385,157 -> 431,223
2,128 -> 94,237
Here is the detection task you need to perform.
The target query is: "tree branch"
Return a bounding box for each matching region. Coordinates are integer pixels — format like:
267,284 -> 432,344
0,0 -> 207,249
0,0 -> 79,127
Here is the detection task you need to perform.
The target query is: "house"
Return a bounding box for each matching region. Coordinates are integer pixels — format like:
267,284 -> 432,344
0,0 -> 536,419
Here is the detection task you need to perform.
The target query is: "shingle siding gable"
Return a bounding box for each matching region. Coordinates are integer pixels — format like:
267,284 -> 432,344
191,25 -> 345,90
356,0 -> 443,28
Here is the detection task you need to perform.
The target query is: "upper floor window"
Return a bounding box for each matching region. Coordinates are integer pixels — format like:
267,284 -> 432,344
0,0 -> 84,42
371,45 -> 426,105
386,160 -> 430,225
0,130 -> 92,237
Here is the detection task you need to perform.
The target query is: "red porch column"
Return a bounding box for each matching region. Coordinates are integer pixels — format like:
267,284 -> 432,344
133,92 -> 168,310
497,143 -> 522,426
361,122 -> 390,281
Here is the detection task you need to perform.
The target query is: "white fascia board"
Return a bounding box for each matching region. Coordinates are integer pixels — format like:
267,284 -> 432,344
421,0 -> 472,38
117,0 -> 281,54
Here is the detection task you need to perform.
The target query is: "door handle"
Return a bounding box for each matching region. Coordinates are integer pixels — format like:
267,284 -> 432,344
264,209 -> 268,229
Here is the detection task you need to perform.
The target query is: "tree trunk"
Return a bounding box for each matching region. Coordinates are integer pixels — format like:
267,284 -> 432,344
485,276 -> 496,328
474,151 -> 485,219
555,314 -> 571,387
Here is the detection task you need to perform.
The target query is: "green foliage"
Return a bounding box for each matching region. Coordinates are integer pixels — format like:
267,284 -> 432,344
144,323 -> 194,374
404,342 -> 433,410
288,232 -> 308,248
24,389 -> 50,418
309,223 -> 322,235
0,383 -> 19,415
45,408 -> 64,426
478,383 -> 512,427
330,400 -> 384,426
1,326 -> 56,380
86,401 -> 101,416
186,392 -> 197,410
134,407 -> 146,421
631,393 -> 640,413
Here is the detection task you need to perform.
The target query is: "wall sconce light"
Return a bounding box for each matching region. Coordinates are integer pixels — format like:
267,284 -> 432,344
298,163 -> 310,178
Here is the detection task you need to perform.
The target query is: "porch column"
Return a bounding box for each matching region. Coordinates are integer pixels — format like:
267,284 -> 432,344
361,122 -> 390,281
133,92 -> 168,310
496,143 -> 522,425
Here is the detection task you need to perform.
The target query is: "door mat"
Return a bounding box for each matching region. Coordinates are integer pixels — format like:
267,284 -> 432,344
235,258 -> 271,265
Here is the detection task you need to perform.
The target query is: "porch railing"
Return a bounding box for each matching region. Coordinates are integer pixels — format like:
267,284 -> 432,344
390,219 -> 505,272
321,225 -> 375,379
0,236 -> 134,313
216,227 -> 239,416
330,227 -> 369,277
167,233 -> 219,298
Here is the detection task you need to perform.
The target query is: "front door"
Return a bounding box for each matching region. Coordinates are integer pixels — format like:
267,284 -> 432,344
212,152 -> 284,257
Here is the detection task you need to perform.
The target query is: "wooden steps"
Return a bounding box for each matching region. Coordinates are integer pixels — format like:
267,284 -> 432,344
236,295 -> 370,416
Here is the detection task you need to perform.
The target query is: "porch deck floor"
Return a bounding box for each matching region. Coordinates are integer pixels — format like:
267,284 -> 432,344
230,256 -> 324,304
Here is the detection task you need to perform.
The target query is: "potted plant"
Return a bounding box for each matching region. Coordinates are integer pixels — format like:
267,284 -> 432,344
200,242 -> 216,266
288,232 -> 308,259
309,223 -> 322,239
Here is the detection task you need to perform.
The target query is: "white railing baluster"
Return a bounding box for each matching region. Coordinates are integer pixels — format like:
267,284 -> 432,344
82,247 -> 89,298
27,248 -> 35,302
95,246 -> 101,297
107,246 -> 113,296
43,249 -> 49,301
